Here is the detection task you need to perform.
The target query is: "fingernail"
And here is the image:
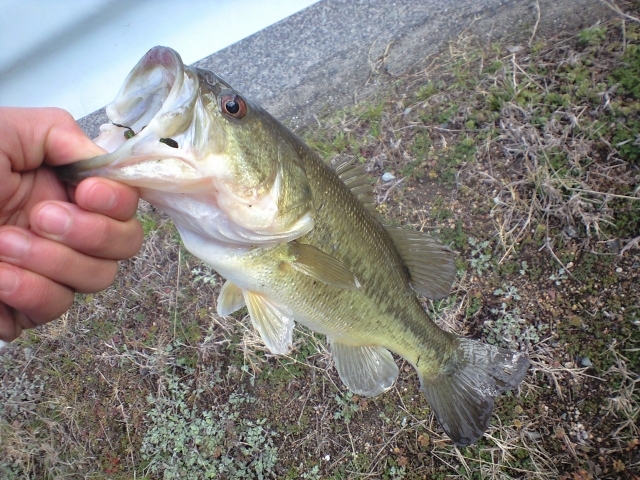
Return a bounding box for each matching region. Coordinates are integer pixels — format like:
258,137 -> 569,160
86,182 -> 116,212
38,204 -> 72,235
0,230 -> 29,259
0,267 -> 18,292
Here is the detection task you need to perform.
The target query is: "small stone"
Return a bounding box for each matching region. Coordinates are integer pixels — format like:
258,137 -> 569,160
506,45 -> 525,54
581,357 -> 593,368
382,172 -> 396,182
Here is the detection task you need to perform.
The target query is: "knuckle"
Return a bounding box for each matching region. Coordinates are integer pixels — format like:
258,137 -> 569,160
127,220 -> 145,252
81,261 -> 118,293
89,216 -> 114,253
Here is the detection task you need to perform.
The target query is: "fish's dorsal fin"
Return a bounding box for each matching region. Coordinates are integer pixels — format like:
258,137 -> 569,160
385,228 -> 456,300
329,339 -> 399,396
216,280 -> 246,316
288,242 -> 361,290
244,291 -> 294,354
331,155 -> 377,214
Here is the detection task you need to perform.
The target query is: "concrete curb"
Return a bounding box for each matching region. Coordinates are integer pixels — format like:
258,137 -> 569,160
78,0 -> 610,137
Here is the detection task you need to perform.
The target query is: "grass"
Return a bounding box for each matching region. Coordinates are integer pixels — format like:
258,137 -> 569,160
1,3 -> 640,479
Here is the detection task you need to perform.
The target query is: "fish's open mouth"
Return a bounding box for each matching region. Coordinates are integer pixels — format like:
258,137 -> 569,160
59,47 -> 208,190
95,46 -> 198,155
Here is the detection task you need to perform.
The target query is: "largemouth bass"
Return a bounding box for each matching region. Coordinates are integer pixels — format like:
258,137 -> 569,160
58,46 -> 529,446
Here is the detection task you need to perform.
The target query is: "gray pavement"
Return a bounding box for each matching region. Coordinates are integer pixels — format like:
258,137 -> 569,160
78,0 -> 610,136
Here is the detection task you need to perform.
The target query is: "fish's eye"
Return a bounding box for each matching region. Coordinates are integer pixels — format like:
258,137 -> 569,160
220,94 -> 247,119
159,138 -> 179,148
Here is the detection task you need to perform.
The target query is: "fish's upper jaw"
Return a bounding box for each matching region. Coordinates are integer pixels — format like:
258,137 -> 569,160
93,46 -> 199,155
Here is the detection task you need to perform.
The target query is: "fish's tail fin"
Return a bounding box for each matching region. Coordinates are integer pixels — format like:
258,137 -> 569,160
418,338 -> 530,447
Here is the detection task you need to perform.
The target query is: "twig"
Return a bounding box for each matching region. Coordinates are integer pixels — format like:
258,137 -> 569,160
539,222 -> 575,279
599,0 -> 640,24
568,187 -> 640,201
529,0 -> 541,46
173,248 -> 181,340
620,235 -> 640,255
116,390 -> 137,477
380,177 -> 405,204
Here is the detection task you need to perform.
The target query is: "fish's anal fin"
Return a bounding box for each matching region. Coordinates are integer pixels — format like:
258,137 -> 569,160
329,339 -> 399,396
385,227 -> 456,300
243,291 -> 294,354
331,155 -> 377,215
419,338 -> 530,446
288,242 -> 361,290
216,280 -> 246,316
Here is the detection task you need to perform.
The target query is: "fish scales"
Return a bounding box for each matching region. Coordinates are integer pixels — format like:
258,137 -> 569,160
57,46 -> 530,446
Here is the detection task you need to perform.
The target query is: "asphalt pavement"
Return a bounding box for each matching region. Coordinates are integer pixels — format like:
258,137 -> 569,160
78,0 -> 610,136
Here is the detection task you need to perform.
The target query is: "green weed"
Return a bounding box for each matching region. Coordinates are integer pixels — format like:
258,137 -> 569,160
141,373 -> 278,479
577,25 -> 607,47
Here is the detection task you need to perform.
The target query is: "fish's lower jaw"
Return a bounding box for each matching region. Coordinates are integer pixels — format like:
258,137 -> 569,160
418,338 -> 530,447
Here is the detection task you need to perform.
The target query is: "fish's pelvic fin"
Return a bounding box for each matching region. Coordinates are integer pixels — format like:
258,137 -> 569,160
419,338 -> 530,446
331,155 -> 377,215
330,339 -> 399,396
385,228 -> 456,300
288,242 -> 361,290
244,291 -> 294,354
216,280 -> 246,316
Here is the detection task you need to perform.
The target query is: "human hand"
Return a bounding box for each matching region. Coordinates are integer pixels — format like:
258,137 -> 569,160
0,107 -> 143,345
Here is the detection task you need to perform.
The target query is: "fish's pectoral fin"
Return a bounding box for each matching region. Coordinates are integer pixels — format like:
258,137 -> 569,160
216,280 -> 246,316
288,242 -> 361,290
244,291 -> 294,354
329,339 -> 399,396
418,337 -> 530,446
385,228 -> 456,300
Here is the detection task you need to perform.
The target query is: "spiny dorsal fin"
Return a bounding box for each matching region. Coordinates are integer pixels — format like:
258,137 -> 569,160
331,155 -> 377,214
288,242 -> 361,290
386,228 -> 456,299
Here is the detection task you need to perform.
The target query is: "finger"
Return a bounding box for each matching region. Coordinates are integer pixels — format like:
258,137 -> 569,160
0,263 -> 74,331
0,227 -> 119,293
74,177 -> 140,222
29,201 -> 143,260
0,107 -> 105,171
0,303 -> 22,343
0,307 -> 38,344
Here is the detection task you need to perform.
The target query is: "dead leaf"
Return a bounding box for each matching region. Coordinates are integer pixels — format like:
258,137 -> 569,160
613,459 -> 625,472
418,434 -> 430,448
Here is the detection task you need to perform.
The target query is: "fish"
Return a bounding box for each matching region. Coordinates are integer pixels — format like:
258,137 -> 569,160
57,46 -> 530,446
